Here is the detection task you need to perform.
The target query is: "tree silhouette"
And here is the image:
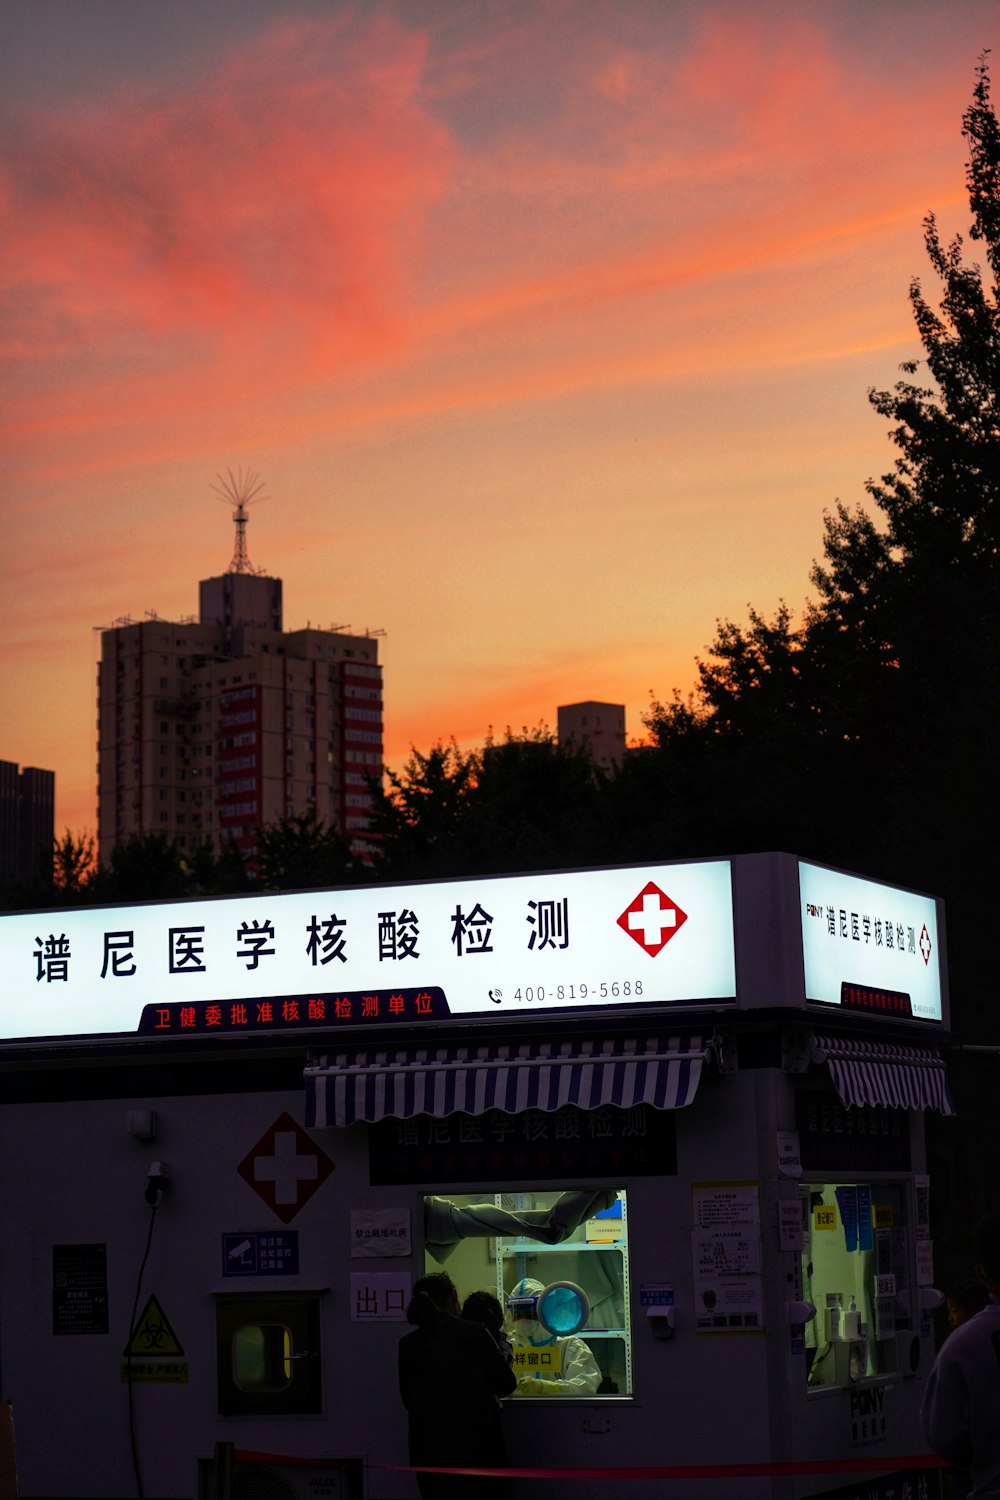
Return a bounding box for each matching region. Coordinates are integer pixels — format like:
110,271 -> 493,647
253,813 -> 359,891
366,728 -> 610,880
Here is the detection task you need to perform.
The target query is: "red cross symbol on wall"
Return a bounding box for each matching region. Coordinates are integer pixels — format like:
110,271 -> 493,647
237,1112 -> 335,1224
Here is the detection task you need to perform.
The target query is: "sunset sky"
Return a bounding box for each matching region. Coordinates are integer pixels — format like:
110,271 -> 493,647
1,0 -> 995,841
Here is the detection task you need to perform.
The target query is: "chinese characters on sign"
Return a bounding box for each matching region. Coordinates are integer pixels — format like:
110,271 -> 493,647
512,1347 -> 562,1374
819,1470 -> 934,1500
32,895 -> 575,986
803,904 -> 924,1017
138,987 -> 449,1036
692,1184 -> 765,1335
849,1384 -> 888,1448
221,1232 -> 300,1277
795,1090 -> 911,1174
812,905 -> 921,959
350,1208 -> 412,1258
119,1361 -> 190,1385
52,1243 -> 108,1336
35,934 -> 71,983
527,898 -> 569,950
369,1104 -> 678,1186
839,983 -> 913,1018
378,910 -> 419,961
351,1272 -> 411,1322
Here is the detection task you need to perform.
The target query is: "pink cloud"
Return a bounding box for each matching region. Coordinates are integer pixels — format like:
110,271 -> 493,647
438,3 -> 969,264
0,1 -> 982,487
0,14 -> 453,403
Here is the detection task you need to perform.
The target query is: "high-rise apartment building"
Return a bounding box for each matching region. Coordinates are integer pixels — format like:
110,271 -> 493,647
0,760 -> 55,883
97,488 -> 383,863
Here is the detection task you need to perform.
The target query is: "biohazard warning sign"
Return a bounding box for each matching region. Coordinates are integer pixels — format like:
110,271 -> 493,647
237,1112 -> 335,1225
121,1294 -> 189,1383
124,1294 -> 184,1357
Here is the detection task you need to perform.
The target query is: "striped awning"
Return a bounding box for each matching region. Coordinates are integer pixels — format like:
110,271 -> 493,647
305,1035 -> 708,1128
812,1033 -> 955,1114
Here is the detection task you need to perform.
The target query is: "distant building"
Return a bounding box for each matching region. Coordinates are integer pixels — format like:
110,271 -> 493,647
557,702 -> 625,772
97,479 -> 383,863
0,760 -> 55,883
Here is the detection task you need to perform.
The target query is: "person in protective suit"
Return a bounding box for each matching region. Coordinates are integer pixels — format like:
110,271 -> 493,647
507,1276 -> 601,1395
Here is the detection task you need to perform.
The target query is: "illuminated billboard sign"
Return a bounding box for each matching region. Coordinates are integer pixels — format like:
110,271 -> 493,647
0,860 -> 736,1046
798,861 -> 943,1023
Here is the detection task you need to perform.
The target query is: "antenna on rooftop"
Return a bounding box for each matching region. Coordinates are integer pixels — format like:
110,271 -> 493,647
211,467 -> 268,575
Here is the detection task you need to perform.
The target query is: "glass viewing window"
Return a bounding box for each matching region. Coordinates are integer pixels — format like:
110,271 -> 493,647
421,1188 -> 631,1396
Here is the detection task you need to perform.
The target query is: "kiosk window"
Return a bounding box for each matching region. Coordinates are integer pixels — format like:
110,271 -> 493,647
215,1294 -> 322,1416
421,1189 -> 631,1396
233,1323 -> 292,1392
802,1182 -> 913,1390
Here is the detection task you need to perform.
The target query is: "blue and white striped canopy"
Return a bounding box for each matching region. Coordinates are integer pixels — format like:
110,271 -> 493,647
812,1033 -> 955,1114
305,1035 -> 708,1128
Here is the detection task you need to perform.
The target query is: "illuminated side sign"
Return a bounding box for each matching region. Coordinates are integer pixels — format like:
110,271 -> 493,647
0,860 -> 735,1046
798,862 -> 943,1023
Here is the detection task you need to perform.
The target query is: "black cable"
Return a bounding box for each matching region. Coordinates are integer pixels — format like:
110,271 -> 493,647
806,1339 -> 833,1386
126,1201 -> 159,1500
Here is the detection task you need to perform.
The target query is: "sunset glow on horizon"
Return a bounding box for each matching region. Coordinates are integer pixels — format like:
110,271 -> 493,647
2,0 -> 995,840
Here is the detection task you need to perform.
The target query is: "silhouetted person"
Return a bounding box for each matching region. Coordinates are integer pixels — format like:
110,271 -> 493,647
399,1272 -> 516,1500
946,1278 -> 990,1329
922,1211 -> 1000,1498
462,1289 -> 513,1363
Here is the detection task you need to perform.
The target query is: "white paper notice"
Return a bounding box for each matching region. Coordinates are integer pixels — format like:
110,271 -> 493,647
350,1208 -> 412,1258
692,1184 -> 765,1334
777,1131 -> 802,1179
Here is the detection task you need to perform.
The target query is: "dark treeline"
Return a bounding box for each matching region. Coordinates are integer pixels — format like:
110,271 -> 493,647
3,60 -> 998,1274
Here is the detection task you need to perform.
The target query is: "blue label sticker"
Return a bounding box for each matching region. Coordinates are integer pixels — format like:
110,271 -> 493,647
640,1283 -> 675,1307
222,1231 -> 299,1277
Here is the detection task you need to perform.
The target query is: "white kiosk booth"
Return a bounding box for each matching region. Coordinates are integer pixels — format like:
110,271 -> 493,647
0,853 -> 951,1499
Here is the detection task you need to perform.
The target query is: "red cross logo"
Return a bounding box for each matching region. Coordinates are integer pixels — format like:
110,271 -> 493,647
919,923 -> 933,967
617,882 -> 688,956
237,1112 -> 335,1224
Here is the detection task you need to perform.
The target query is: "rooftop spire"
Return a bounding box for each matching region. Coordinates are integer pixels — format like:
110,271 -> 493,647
211,467 -> 267,575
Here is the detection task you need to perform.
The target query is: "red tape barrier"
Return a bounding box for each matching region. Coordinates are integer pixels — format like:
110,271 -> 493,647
235,1449 -> 947,1480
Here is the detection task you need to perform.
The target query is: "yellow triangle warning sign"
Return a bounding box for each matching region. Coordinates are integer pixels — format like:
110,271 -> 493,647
123,1295 -> 184,1357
